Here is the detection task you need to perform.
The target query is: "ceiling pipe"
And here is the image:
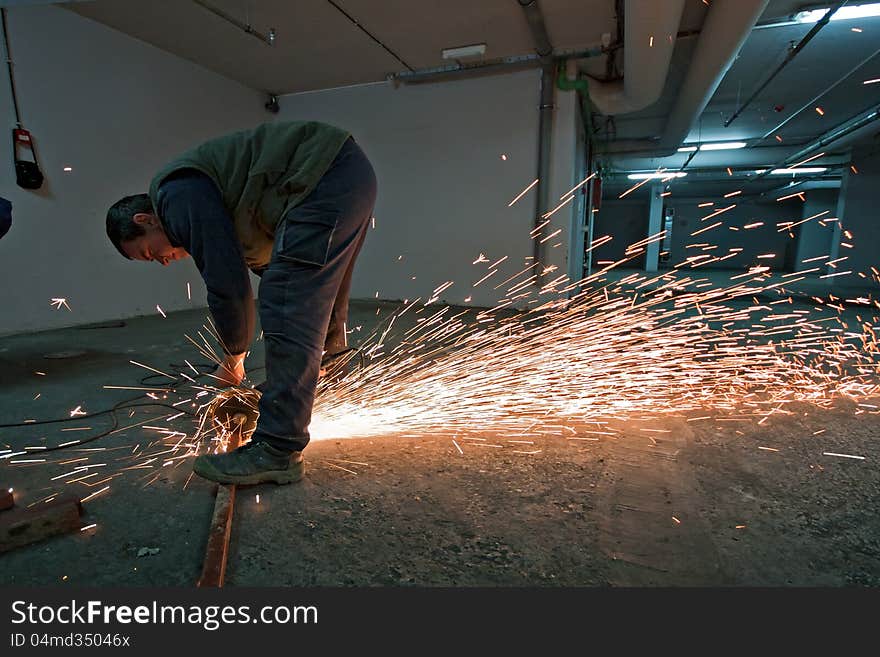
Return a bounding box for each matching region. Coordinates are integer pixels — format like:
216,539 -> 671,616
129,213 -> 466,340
724,1 -> 848,128
752,103 -> 880,180
388,46 -> 604,86
191,0 -> 275,46
760,42 -> 880,140
587,0 -> 686,115
602,0 -> 770,156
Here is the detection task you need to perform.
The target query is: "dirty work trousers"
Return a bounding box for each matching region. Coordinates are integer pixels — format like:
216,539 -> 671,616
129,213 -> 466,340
251,137 -> 377,453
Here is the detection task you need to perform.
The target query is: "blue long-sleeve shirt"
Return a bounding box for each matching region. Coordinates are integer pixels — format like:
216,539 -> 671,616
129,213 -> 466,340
156,170 -> 254,356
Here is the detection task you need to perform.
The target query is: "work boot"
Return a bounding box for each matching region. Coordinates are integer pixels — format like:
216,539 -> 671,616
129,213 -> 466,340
193,440 -> 304,485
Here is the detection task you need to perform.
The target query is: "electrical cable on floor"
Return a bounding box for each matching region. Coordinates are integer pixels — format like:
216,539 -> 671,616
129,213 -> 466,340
0,361 -> 219,453
1,346 -> 363,454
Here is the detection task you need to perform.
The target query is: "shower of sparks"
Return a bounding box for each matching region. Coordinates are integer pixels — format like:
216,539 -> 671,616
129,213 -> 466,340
50,298 -> 71,311
5,164 -> 880,512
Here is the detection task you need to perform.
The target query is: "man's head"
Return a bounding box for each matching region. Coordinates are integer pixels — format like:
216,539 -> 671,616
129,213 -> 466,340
106,194 -> 189,266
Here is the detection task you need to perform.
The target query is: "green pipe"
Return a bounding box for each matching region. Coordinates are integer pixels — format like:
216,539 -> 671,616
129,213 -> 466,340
557,62 -> 589,93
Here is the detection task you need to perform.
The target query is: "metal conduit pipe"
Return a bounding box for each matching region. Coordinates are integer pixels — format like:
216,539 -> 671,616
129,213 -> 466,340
603,0 -> 769,156
191,0 -> 275,45
587,0 -> 685,116
518,0 -> 555,270
760,43 -> 880,140
725,1 -> 848,128
752,104 -> 880,181
388,46 -> 605,86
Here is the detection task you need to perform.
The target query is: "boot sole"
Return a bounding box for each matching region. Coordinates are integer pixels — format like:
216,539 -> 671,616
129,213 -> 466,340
193,458 -> 304,486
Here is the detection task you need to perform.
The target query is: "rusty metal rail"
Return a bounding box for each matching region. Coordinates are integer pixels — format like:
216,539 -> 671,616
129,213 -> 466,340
197,431 -> 242,587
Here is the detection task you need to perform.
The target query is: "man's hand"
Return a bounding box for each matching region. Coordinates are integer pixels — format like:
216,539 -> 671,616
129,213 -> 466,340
213,353 -> 245,388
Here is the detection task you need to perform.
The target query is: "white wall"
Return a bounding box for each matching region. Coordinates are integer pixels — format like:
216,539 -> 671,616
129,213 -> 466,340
0,5 -> 265,335
795,189 -> 838,268
276,70 -> 579,308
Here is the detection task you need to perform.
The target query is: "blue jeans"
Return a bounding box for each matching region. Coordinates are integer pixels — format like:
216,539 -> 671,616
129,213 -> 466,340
251,138 -> 377,453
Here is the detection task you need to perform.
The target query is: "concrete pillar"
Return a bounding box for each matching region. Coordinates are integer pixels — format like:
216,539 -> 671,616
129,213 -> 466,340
645,182 -> 663,272
794,188 -> 839,271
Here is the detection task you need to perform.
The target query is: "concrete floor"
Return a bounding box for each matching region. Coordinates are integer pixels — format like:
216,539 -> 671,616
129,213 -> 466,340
1,299 -> 878,586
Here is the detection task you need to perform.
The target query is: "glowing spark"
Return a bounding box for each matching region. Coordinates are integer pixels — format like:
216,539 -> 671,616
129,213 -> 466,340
80,523 -> 97,532
561,172 -> 596,200
508,178 -> 539,207
129,360 -> 175,380
156,305 -> 166,318
187,283 -> 191,300
701,204 -> 736,222
724,190 -> 742,198
822,452 -> 865,460
325,462 -> 357,475
472,269 -> 498,287
500,154 -> 507,160
542,196 -> 574,219
726,167 -> 733,176
815,107 -> 825,116
69,406 -> 86,418
791,151 -> 825,169
452,439 -> 463,454
50,298 -> 71,311
80,486 -> 110,503
539,228 -> 563,244
672,516 -> 681,524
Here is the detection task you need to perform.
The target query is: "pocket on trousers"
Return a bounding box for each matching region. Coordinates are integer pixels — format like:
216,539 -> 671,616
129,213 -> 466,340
275,214 -> 338,267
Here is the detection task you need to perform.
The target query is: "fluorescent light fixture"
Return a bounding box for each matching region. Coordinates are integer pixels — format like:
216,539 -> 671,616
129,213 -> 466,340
678,142 -> 747,152
795,3 -> 880,23
441,43 -> 487,59
627,172 -> 687,180
699,141 -> 748,151
769,167 -> 828,174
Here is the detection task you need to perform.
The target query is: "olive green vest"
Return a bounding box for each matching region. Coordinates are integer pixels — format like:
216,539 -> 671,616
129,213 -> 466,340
148,121 -> 350,269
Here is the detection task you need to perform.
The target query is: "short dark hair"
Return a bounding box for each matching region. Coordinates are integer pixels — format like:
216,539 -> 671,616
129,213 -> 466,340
106,193 -> 153,259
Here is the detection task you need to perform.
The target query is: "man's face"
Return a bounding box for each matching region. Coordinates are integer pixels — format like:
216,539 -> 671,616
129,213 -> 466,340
121,213 -> 189,266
